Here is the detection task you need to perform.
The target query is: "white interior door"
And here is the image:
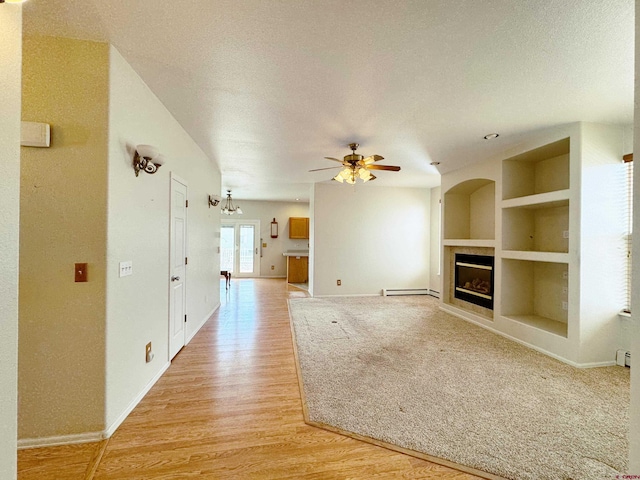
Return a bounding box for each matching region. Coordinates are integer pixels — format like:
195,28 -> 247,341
169,174 -> 187,359
220,220 -> 260,277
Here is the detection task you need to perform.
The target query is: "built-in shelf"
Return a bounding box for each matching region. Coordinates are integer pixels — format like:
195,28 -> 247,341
444,179 -> 495,241
442,125 -> 628,365
501,250 -> 569,263
502,138 -> 570,201
443,239 -> 495,248
502,314 -> 568,337
501,189 -> 570,209
501,259 -> 568,336
502,200 -> 569,253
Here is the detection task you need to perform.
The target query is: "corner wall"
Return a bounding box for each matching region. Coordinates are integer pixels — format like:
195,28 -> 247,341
430,186 -> 441,295
0,6 -> 22,479
311,183 -> 431,296
105,46 -> 221,430
19,36 -> 109,440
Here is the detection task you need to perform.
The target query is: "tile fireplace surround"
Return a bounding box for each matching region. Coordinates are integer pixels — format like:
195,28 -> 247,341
447,246 -> 494,319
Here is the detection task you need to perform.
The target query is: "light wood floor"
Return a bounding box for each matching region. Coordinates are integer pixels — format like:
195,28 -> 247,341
18,278 -> 479,479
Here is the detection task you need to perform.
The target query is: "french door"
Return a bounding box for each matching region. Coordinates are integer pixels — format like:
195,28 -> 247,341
220,220 -> 260,277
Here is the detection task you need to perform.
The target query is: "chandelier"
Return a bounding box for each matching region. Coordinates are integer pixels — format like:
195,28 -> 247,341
221,190 -> 242,215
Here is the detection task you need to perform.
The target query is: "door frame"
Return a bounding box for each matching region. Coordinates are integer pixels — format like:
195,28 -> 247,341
221,219 -> 261,277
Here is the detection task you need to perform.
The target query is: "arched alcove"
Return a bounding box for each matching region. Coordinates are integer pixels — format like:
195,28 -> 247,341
443,179 -> 495,240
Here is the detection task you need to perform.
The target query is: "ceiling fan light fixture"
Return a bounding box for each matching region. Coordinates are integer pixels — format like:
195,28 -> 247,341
317,143 -> 400,184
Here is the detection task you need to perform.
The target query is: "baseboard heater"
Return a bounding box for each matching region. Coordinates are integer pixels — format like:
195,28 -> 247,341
382,288 -> 430,296
616,350 -> 631,368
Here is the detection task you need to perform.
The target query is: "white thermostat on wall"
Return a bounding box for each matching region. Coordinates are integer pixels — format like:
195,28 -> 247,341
21,121 -> 51,148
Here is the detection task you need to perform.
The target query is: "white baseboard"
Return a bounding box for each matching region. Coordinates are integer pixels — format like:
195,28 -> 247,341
104,361 -> 170,438
313,293 -> 381,298
18,431 -> 104,449
17,306 -> 218,450
187,303 -> 219,344
439,304 -> 615,369
18,359 -> 172,449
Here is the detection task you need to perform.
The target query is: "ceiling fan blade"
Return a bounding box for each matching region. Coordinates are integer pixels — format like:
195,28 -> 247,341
362,155 -> 384,164
324,157 -> 345,163
309,166 -> 342,172
367,164 -> 401,171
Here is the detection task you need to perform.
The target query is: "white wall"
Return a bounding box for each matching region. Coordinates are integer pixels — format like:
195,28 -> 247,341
578,123 -> 629,365
430,186 -> 441,294
228,200 -> 309,277
629,1 -> 640,470
105,46 -> 221,430
0,6 -> 21,479
311,183 -> 431,296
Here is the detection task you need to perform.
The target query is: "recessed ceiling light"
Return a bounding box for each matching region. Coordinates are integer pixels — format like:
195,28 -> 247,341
430,161 -> 440,166
484,133 -> 499,140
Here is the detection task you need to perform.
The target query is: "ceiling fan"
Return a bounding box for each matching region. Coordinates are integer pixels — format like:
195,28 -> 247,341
309,143 -> 401,184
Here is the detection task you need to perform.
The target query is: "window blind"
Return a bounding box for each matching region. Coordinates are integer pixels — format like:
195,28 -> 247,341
624,154 -> 633,313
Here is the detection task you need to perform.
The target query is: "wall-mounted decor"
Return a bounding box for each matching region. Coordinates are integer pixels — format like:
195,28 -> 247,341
271,218 -> 278,238
208,194 -> 221,207
133,144 -> 165,177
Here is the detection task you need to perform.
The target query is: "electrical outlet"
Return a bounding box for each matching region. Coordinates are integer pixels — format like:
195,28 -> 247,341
263,243 -> 267,248
562,301 -> 568,311
337,279 -> 341,286
562,230 -> 569,239
562,286 -> 568,294
271,265 -> 275,270
562,271 -> 568,279
145,342 -> 154,363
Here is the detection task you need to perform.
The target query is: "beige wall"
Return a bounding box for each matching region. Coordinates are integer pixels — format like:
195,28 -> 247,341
20,36 -> 109,440
105,46 -> 221,429
228,200 -> 310,277
311,183 -> 431,296
0,6 -> 22,479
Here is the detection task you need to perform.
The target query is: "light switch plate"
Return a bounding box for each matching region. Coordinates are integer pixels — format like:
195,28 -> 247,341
75,263 -> 88,282
119,261 -> 133,277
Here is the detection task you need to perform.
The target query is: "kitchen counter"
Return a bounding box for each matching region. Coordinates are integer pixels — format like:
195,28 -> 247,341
282,250 -> 309,257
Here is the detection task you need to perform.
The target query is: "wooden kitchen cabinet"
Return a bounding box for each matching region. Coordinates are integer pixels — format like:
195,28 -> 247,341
289,217 -> 309,239
287,256 -> 308,283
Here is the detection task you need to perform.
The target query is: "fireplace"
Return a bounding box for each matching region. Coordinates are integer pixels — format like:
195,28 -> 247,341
454,254 -> 494,310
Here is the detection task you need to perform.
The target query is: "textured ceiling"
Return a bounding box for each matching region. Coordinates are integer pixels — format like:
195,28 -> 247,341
22,0 -> 634,201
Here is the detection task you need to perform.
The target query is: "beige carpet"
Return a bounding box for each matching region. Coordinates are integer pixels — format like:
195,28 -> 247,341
289,295 -> 630,480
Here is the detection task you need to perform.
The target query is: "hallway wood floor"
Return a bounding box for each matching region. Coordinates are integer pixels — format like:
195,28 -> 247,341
18,279 -> 478,479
